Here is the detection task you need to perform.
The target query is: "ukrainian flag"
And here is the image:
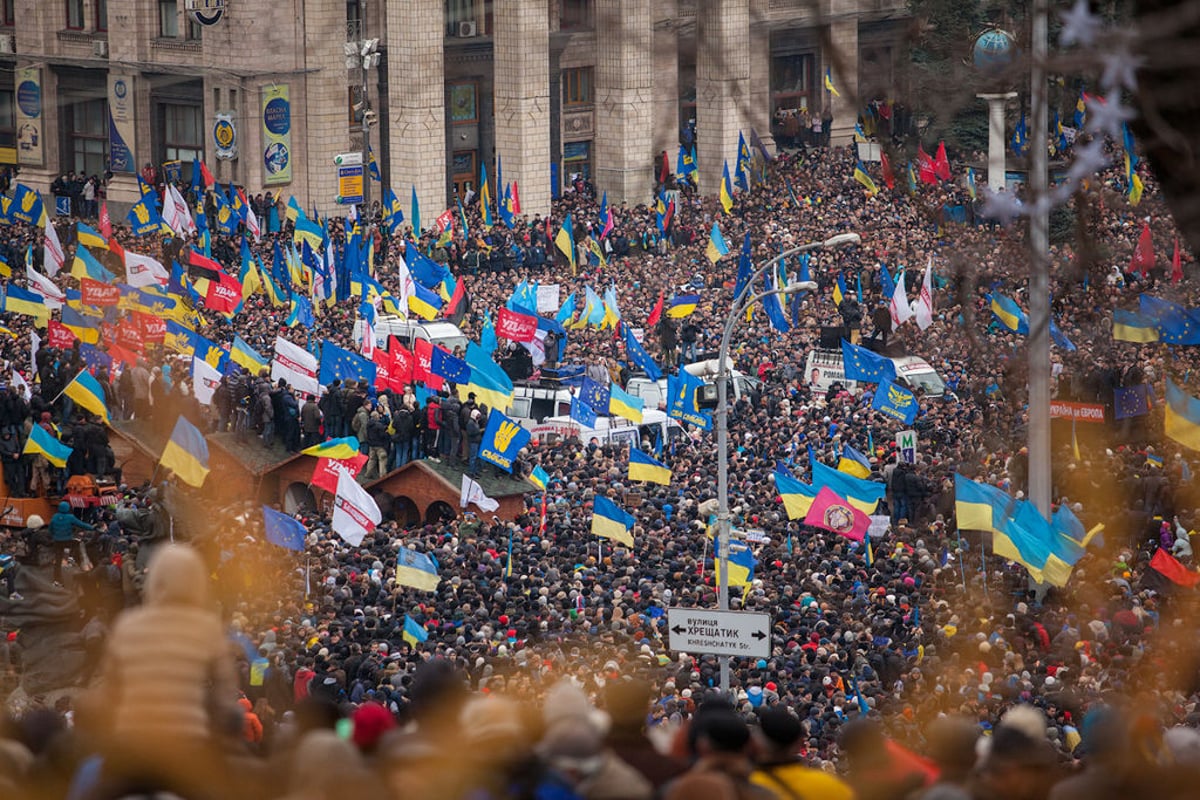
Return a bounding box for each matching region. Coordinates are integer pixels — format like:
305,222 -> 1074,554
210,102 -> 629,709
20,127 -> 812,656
720,161 -> 734,214
824,66 -> 840,97
301,437 -> 362,460
954,473 -> 1009,531
160,416 -> 210,488
812,461 -> 884,514
837,444 -> 872,479
396,546 -> 441,591
76,222 -> 108,250
774,471 -> 819,519
63,370 -> 110,423
408,281 -> 443,321
70,246 -> 116,283
4,284 -> 50,324
592,495 -> 635,547
629,448 -> 671,485
832,274 -> 846,308
1166,379 -> 1200,451
555,213 -> 575,270
230,335 -> 268,373
666,294 -> 700,319
853,161 -> 879,195
706,222 -> 729,264
285,195 -> 303,223
458,342 -> 514,414
609,384 -> 644,423
402,615 -> 429,648
714,542 -> 756,588
23,424 -> 72,468
988,293 -> 1029,334
293,216 -> 324,252
529,465 -> 550,491
164,320 -> 195,355
1112,309 -> 1159,343
61,306 -> 100,344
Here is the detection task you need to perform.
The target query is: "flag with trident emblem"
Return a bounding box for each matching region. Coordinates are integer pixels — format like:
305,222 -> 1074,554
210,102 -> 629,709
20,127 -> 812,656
479,408 -> 531,473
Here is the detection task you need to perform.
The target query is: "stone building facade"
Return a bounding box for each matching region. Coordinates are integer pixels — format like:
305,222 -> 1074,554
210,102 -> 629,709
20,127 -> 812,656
0,0 -> 904,217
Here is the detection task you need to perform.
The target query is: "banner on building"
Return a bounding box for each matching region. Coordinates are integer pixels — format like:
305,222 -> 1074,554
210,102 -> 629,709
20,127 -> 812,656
108,75 -> 135,173
16,67 -> 43,167
262,85 -> 292,185
213,112 -> 237,160
1049,401 -> 1105,423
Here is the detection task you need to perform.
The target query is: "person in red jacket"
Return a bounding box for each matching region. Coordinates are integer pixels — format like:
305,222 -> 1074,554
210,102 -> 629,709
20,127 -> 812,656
239,696 -> 263,745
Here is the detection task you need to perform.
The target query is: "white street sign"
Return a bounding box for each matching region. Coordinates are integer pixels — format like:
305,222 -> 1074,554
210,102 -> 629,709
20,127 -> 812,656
896,429 -> 917,464
667,608 -> 771,659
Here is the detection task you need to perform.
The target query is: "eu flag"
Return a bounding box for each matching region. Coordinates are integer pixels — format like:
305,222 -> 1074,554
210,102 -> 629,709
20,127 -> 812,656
841,340 -> 897,383
1114,384 -> 1151,420
570,396 -> 598,428
622,324 -> 662,381
580,376 -> 610,414
430,347 -> 470,385
319,341 -> 377,387
1139,295 -> 1200,345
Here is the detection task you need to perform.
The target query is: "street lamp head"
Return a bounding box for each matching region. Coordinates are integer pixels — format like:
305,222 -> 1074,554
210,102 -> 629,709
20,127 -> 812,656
782,280 -> 818,294
822,232 -> 861,248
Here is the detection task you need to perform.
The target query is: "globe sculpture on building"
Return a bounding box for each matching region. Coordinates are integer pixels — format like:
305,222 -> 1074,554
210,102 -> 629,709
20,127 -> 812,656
972,29 -> 1018,192
972,28 -> 1016,74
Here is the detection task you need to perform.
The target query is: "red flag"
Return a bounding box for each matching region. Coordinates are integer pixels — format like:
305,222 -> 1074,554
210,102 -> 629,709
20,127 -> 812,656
1149,547 -> 1200,587
199,160 -> 216,189
116,320 -> 145,353
106,236 -> 125,263
311,454 -> 367,494
434,208 -> 454,234
646,290 -> 664,328
107,343 -> 140,369
1172,236 -> 1183,284
802,486 -> 871,542
204,272 -> 243,314
496,307 -> 539,342
917,145 -> 937,185
98,201 -> 112,237
443,276 -> 466,318
661,151 -> 670,184
46,320 -> 77,349
879,151 -> 895,190
389,337 -> 414,387
189,249 -> 224,273
934,141 -> 951,181
133,311 -> 166,343
1131,222 -> 1155,276
372,348 -> 395,392
544,216 -> 552,243
80,278 -> 120,306
511,181 -> 521,214
412,338 -> 443,391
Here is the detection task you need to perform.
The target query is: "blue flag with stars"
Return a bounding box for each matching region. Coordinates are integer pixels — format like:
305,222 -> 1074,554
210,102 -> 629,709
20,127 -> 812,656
430,347 -> 470,385
580,376 -> 610,415
1139,295 -> 1200,345
318,341 -> 377,387
841,340 -> 897,384
1114,384 -> 1151,420
570,396 -> 598,428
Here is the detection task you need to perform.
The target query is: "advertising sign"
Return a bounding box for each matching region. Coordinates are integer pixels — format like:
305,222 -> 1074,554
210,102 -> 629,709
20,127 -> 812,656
262,85 -> 292,184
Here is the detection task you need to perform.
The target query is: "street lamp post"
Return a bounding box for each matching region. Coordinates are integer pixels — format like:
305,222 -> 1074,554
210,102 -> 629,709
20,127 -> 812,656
715,232 -> 861,694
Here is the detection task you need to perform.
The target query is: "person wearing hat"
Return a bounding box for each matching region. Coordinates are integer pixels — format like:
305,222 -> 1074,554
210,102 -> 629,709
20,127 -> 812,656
751,707 -> 855,800
664,704 -> 775,800
47,501 -> 94,586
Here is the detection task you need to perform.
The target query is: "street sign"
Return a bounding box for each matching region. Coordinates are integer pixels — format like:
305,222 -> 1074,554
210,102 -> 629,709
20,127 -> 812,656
337,164 -> 364,205
667,607 -> 771,659
896,429 -> 917,464
54,196 -> 70,216
333,152 -> 363,166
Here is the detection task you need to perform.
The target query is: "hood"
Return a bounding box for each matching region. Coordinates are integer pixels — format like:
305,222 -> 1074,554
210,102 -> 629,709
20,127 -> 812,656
144,545 -> 209,607
58,501 -> 71,513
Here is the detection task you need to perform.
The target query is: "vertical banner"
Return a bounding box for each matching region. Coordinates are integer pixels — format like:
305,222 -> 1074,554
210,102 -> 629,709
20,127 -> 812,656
262,85 -> 292,185
16,67 -> 43,166
108,75 -> 135,173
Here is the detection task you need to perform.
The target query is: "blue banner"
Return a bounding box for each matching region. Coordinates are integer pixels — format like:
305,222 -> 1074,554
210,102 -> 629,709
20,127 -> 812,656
478,408 -> 531,473
871,379 -> 918,425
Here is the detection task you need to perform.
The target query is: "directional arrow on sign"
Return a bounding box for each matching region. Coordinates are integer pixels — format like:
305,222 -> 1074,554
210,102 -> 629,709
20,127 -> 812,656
671,625 -> 686,635
751,630 -> 767,640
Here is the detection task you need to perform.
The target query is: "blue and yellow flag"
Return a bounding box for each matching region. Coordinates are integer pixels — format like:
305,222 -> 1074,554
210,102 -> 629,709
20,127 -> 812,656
706,222 -> 729,264
592,495 -> 635,547
63,370 -> 110,423
4,284 -> 49,323
23,424 -> 72,468
61,306 -> 100,344
812,461 -> 885,514
871,379 -> 918,425
774,471 -> 819,519
629,448 -> 671,485
1166,379 -> 1200,452
719,161 -> 734,214
459,342 -> 514,413
609,384 -> 644,423
853,161 -> 878,195
666,294 -> 700,319
988,293 -> 1029,334
410,186 -> 421,233
478,409 -> 531,473
230,335 -> 268,373
403,615 -> 429,647
1112,309 -> 1159,343
160,416 -> 210,487
70,246 -> 116,283
382,187 -> 405,234
837,444 -> 872,479
301,437 -> 361,460
714,542 -> 756,587
408,281 -> 443,321
397,547 -> 441,591
555,214 -> 575,270
824,67 -> 840,97
76,222 -> 108,250
529,465 -> 550,491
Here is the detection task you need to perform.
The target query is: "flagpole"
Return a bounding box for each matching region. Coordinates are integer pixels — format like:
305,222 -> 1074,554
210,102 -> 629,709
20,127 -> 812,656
505,526 -> 513,582
49,367 -> 88,407
957,531 -> 967,591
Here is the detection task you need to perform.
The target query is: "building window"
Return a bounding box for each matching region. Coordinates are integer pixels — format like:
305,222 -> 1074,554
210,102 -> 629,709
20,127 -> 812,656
347,0 -> 363,39
159,0 -> 178,37
163,103 -> 204,166
67,98 -> 109,177
186,14 -> 201,39
445,0 -> 474,37
560,0 -> 592,30
66,0 -> 85,29
562,67 -> 592,107
2,0 -> 15,26
0,89 -> 15,151
771,53 -> 813,112
563,140 -> 591,181
95,0 -> 107,31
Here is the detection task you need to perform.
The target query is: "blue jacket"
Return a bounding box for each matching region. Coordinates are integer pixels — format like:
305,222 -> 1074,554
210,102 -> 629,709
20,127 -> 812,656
49,503 -> 94,542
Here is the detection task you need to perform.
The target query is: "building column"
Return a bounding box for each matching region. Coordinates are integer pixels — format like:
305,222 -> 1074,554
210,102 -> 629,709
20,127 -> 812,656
299,0 -> 352,213
697,0 -> 749,196
386,0 -> 445,233
494,0 -> 550,217
826,18 -> 858,146
594,0 -> 653,204
652,0 -> 680,173
748,0 -> 774,154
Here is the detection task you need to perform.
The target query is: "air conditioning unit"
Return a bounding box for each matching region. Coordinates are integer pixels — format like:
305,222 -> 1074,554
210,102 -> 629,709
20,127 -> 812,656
93,40 -> 109,58
0,34 -> 14,54
457,21 -> 477,37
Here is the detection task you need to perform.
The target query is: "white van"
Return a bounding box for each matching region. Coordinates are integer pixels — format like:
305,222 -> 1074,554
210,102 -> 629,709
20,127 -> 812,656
508,383 -> 576,428
803,348 -> 946,398
534,409 -> 685,449
626,358 -> 762,411
352,316 -> 469,353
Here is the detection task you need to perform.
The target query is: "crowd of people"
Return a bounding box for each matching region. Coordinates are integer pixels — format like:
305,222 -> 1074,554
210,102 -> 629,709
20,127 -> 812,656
0,107 -> 1196,799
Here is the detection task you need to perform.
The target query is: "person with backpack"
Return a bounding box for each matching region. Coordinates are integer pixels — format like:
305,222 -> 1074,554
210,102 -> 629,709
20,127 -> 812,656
750,708 -> 855,800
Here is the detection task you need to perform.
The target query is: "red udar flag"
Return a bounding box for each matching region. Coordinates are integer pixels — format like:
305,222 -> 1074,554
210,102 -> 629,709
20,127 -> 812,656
133,311 -> 166,343
98,201 -> 112,237
81,278 -> 120,306
412,338 -> 443,392
204,272 -> 242,314
1130,222 -> 1155,277
311,454 -> 367,495
46,320 -> 77,349
496,307 -> 538,342
389,337 -> 414,387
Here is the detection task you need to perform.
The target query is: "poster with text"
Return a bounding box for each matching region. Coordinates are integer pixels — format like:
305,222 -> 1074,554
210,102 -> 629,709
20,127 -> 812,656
262,85 -> 292,185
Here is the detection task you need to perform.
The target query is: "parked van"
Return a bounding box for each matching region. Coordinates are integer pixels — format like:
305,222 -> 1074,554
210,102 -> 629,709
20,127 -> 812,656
803,348 -> 946,397
352,316 -> 469,354
534,409 -> 685,450
508,383 -> 576,428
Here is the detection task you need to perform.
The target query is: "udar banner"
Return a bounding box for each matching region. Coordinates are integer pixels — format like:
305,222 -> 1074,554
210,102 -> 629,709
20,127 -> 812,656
262,85 -> 292,185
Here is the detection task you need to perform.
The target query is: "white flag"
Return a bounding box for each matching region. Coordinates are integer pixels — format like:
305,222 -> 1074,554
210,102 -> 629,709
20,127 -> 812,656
271,336 -> 321,396
163,184 -> 196,236
11,370 -> 29,402
24,263 -> 65,309
395,255 -> 413,318
332,465 -> 381,547
124,251 -> 170,289
245,204 -> 262,241
43,222 -> 65,277
460,474 -> 499,513
191,356 -> 223,406
30,331 -> 40,377
360,319 -> 375,359
889,270 -> 914,330
914,256 -> 935,331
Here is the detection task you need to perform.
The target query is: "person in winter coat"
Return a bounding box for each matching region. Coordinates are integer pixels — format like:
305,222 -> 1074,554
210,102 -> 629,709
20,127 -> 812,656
88,545 -> 239,798
391,406 -> 414,470
300,394 -> 323,449
465,409 -> 484,476
351,401 -> 372,449
363,412 -> 391,480
424,396 -> 441,458
48,500 -> 93,584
